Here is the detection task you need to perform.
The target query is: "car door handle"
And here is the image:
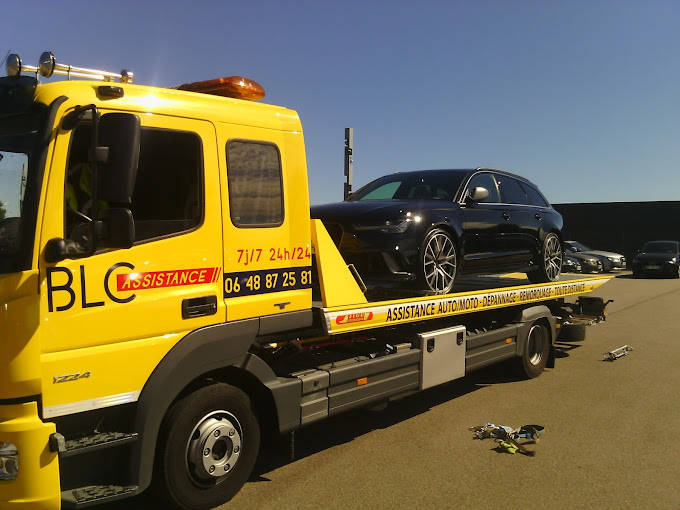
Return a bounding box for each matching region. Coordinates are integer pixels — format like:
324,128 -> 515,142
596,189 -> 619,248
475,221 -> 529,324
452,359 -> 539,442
535,214 -> 542,220
182,295 -> 217,319
502,213 -> 511,220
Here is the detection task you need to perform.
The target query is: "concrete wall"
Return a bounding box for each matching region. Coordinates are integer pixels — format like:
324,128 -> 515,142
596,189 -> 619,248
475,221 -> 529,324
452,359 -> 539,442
553,201 -> 680,264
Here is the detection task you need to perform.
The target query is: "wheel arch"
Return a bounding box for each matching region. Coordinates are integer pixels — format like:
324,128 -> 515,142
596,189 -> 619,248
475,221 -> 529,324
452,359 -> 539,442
128,319 -> 299,493
513,305 -> 556,369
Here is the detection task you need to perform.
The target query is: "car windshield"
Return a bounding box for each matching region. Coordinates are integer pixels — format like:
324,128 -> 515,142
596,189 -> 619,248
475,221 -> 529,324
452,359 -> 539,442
348,171 -> 467,202
642,241 -> 677,254
567,241 -> 591,252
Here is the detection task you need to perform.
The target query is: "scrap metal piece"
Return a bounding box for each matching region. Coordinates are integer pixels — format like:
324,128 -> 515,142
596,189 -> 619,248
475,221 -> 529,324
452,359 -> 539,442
603,345 -> 633,361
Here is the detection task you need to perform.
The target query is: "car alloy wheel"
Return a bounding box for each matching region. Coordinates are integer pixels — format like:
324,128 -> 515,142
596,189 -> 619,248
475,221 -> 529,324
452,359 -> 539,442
420,229 -> 457,294
543,234 -> 563,281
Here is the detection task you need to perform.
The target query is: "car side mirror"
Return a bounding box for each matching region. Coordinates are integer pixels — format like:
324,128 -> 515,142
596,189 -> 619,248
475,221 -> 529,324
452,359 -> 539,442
468,186 -> 489,203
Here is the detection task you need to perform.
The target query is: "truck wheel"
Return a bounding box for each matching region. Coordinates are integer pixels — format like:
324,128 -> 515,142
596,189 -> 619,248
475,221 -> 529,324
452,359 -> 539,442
154,383 -> 260,510
527,233 -> 563,284
516,321 -> 550,379
418,228 -> 457,294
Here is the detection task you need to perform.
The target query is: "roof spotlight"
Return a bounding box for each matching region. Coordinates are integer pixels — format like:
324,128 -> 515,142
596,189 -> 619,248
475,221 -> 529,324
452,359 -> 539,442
38,51 -> 56,78
6,54 -> 23,77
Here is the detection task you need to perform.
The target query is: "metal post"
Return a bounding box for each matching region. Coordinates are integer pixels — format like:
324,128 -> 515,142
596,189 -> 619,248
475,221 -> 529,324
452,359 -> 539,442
343,127 -> 353,200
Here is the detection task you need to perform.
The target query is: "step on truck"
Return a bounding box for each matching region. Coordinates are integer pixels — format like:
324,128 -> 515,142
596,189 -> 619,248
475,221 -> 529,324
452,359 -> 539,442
0,52 -> 610,509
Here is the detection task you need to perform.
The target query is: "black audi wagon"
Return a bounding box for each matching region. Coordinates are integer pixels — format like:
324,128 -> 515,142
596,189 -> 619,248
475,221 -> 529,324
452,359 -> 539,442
311,168 -> 564,294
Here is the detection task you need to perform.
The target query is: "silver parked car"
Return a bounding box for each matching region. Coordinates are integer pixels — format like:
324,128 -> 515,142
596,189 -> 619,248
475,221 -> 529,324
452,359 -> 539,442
565,241 -> 626,272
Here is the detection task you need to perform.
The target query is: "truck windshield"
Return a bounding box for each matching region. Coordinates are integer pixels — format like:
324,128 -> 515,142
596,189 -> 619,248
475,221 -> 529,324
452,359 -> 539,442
0,151 -> 28,255
0,109 -> 46,273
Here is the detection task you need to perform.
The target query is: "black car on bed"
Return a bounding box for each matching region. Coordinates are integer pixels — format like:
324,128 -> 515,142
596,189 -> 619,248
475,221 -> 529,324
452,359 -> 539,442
311,168 -> 564,294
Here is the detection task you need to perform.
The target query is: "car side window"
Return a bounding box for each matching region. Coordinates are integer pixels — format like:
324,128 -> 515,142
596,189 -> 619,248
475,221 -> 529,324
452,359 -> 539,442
520,182 -> 549,207
466,173 -> 499,203
496,176 -> 529,205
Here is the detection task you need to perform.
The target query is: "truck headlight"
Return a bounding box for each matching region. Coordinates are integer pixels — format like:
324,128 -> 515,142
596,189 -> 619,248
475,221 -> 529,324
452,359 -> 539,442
0,442 -> 18,480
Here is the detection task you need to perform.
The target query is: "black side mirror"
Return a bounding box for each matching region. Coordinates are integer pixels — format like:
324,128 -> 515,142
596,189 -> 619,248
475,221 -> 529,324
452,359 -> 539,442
98,208 -> 135,249
96,113 -> 140,204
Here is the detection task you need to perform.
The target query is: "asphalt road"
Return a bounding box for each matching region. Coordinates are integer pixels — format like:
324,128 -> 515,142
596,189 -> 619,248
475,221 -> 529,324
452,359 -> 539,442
106,273 -> 680,510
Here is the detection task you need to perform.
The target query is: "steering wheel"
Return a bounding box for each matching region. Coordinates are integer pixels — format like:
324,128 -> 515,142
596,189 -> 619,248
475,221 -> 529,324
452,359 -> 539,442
66,207 -> 92,223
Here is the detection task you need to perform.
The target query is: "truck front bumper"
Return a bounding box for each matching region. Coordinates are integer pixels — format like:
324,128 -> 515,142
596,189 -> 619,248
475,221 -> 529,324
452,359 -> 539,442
0,401 -> 60,509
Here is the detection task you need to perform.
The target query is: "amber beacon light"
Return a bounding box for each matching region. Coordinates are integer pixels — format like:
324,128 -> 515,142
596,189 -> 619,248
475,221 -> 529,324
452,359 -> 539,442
177,76 -> 265,100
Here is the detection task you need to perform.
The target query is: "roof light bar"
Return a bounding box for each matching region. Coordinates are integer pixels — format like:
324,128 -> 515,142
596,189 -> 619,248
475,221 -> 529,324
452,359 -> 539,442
177,76 -> 265,101
6,51 -> 133,83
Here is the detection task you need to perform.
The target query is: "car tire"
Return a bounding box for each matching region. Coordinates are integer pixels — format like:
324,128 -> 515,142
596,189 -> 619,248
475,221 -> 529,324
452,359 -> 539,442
515,321 -> 550,379
417,228 -> 457,294
527,232 -> 563,284
154,383 -> 260,510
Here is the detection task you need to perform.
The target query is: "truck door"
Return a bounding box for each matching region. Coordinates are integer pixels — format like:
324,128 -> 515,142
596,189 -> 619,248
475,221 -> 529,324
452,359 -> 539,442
215,124 -> 312,322
38,111 -> 224,419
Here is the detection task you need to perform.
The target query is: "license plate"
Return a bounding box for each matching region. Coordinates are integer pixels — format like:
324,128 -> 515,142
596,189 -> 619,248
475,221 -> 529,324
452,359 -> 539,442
646,264 -> 660,270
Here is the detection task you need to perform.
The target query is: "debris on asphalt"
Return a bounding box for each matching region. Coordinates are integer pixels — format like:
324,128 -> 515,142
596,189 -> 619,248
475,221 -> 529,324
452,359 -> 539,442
603,344 -> 633,361
469,423 -> 545,456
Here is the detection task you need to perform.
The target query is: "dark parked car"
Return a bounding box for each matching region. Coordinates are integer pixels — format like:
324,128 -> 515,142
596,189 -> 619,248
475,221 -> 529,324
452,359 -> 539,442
562,255 -> 582,273
311,168 -> 564,294
564,251 -> 603,274
632,240 -> 680,278
565,240 -> 626,272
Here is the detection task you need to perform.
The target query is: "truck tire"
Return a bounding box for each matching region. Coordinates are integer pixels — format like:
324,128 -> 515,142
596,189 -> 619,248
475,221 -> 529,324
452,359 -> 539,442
154,383 -> 260,510
516,321 -> 550,379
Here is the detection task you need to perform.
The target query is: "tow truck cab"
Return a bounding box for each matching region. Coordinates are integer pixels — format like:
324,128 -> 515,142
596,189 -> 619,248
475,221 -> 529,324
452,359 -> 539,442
1,52 -> 313,508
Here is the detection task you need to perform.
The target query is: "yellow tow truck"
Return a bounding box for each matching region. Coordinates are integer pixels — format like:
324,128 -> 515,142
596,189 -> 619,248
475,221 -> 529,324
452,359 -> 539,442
0,52 -> 610,509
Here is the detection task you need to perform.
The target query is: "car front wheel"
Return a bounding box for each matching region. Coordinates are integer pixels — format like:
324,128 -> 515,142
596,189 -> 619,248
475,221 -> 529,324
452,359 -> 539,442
418,228 -> 457,294
528,232 -> 563,284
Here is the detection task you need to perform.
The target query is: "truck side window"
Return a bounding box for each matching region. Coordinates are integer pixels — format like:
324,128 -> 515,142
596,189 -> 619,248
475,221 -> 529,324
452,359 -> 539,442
131,128 -> 202,241
226,140 -> 283,227
65,126 -> 203,247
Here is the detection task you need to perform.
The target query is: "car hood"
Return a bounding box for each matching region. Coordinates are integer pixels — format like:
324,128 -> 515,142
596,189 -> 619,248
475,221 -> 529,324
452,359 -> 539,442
311,200 -> 459,222
633,252 -> 678,263
566,253 -> 599,263
584,250 -> 624,259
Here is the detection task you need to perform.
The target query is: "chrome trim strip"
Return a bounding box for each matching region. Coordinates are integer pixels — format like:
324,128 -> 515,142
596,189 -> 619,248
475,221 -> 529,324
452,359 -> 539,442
43,391 -> 141,418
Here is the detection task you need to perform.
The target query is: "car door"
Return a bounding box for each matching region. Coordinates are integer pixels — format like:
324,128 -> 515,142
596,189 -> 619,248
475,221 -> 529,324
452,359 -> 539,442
494,174 -> 537,264
460,171 -> 512,269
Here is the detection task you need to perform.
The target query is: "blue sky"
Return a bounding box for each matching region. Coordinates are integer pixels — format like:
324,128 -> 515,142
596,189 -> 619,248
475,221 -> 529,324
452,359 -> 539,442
4,0 -> 679,205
